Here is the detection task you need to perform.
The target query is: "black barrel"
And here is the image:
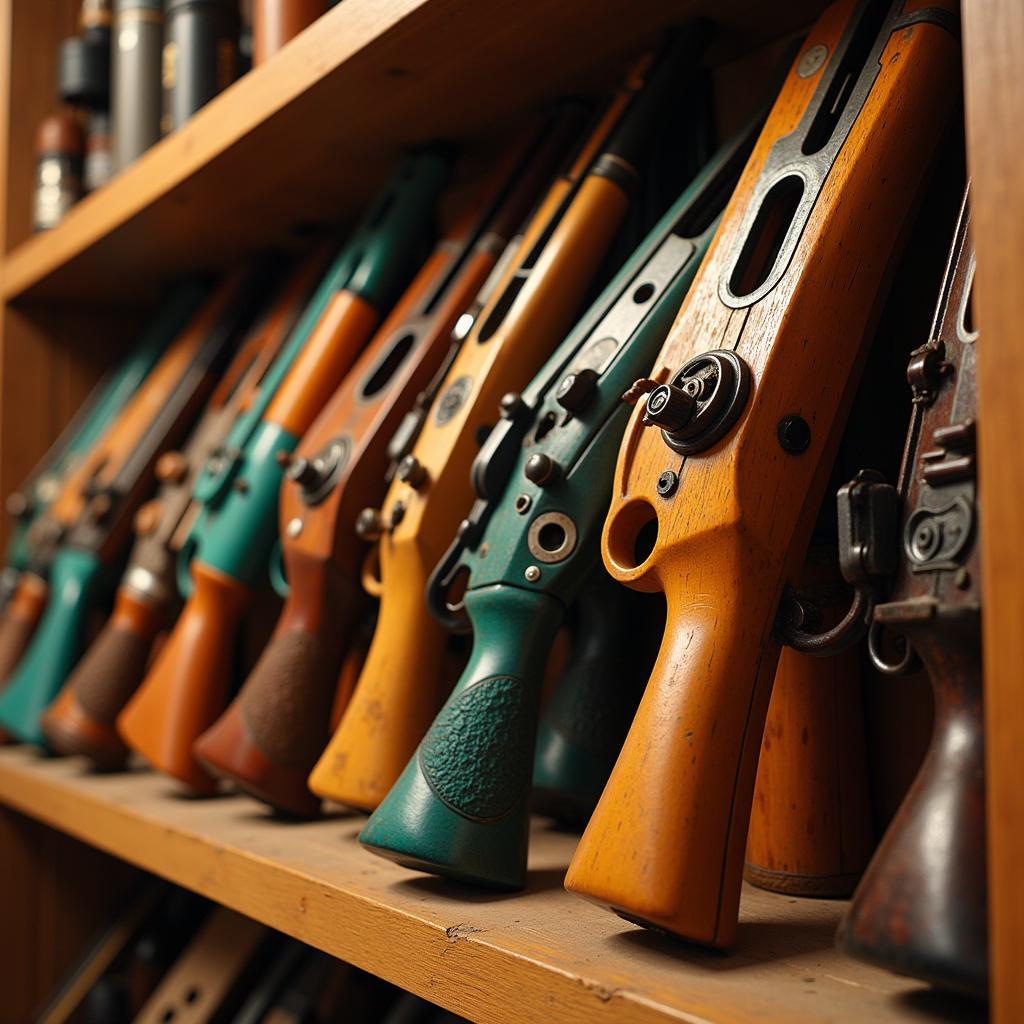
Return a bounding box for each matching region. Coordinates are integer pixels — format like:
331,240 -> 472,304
112,0 -> 164,170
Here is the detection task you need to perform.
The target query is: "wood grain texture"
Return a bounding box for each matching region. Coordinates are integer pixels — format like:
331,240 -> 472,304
0,745 -> 979,1024
963,0 -> 1024,1017
0,0 -> 829,305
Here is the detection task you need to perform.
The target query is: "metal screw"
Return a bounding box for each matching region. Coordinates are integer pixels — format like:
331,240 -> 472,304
777,415 -> 811,455
514,494 -> 532,514
286,517 -> 303,539
524,453 -> 559,486
656,470 -> 678,498
524,565 -> 541,583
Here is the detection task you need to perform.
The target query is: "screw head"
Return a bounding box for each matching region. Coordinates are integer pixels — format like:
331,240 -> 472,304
396,454 -> 427,489
499,392 -> 526,420
777,415 -> 811,455
555,368 -> 598,414
286,517 -> 303,539
355,508 -> 384,541
514,493 -> 532,515
524,565 -> 541,583
524,453 -> 558,486
656,470 -> 679,497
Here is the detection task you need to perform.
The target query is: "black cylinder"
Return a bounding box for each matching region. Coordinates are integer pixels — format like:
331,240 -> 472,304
33,113 -> 84,232
163,0 -> 239,132
112,0 -> 164,170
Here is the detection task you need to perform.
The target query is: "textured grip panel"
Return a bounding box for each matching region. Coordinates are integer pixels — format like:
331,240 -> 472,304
419,675 -> 531,822
74,620 -> 158,725
0,613 -> 38,685
239,628 -> 337,769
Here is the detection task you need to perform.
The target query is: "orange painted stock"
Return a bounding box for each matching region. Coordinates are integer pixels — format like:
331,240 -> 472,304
118,563 -> 251,793
744,553 -> 873,896
565,0 -> 959,947
311,172 -> 632,810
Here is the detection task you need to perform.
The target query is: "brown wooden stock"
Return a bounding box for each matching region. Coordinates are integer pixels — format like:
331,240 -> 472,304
252,0 -> 327,66
0,573 -> 48,683
566,0 -> 959,947
745,553 -> 873,897
200,128 -> 572,815
117,563 -> 252,793
40,252 -> 330,768
41,588 -> 164,768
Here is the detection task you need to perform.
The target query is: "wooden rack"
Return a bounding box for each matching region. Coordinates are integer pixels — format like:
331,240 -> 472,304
0,0 -> 1019,1020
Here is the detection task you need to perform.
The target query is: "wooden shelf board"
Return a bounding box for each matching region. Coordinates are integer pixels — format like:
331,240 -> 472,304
0,746 -> 981,1024
0,0 -> 826,307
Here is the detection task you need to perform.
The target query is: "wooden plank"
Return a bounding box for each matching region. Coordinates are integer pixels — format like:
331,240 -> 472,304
962,1 -> 1024,1019
0,0 -> 827,306
0,746 -> 978,1024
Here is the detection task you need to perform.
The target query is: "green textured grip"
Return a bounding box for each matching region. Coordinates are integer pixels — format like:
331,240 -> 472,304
360,584 -> 562,889
0,548 -> 102,745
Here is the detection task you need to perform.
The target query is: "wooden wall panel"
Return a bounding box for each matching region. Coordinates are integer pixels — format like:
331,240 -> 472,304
963,0 -> 1024,1017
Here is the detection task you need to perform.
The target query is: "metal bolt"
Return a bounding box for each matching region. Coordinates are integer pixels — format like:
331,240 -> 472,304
777,415 -> 812,455
499,392 -> 526,420
555,368 -> 598,414
656,470 -> 679,498
355,508 -> 384,541
396,455 -> 427,489
286,517 -> 303,539
524,453 -> 559,486
514,493 -> 532,515
389,501 -> 406,529
524,565 -> 541,583
642,383 -> 696,432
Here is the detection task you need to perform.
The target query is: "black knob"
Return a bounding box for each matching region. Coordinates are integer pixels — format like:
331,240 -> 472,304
388,501 -> 407,529
555,368 -> 598,414
355,508 -> 384,541
524,453 -> 559,486
285,456 -> 322,489
642,383 -> 696,433
396,455 -> 428,489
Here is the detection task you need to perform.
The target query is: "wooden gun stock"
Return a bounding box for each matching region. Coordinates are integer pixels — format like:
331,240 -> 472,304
839,190 -> 986,997
565,0 -> 960,947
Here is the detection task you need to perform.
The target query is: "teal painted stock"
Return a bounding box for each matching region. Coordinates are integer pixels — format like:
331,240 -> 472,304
363,129 -> 757,887
1,282 -> 208,598
179,152 -> 450,596
0,548 -> 102,744
359,585 -> 561,889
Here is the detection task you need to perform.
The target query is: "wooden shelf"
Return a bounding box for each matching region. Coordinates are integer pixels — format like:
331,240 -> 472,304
0,0 -> 826,307
0,746 -> 982,1024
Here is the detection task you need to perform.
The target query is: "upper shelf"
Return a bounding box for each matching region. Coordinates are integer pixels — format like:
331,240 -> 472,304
0,746 -> 976,1024
1,0 -> 825,306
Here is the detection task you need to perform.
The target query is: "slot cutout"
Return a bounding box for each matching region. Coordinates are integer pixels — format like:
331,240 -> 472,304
360,333 -> 415,398
728,175 -> 804,300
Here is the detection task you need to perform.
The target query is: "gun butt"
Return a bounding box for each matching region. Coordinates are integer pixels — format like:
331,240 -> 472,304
564,559 -> 779,948
117,563 -> 251,794
839,617 -> 987,997
195,560 -> 358,818
0,573 -> 49,685
41,587 -> 166,769
309,547 -> 448,811
0,549 -> 102,746
360,585 -> 561,889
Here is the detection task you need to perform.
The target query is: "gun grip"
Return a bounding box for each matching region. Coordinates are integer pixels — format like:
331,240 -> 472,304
0,549 -> 102,746
41,588 -> 166,769
360,585 -> 562,890
839,616 -> 987,997
194,559 -> 358,818
309,544 -> 448,811
0,573 -> 49,684
564,564 -> 780,948
118,563 -> 252,794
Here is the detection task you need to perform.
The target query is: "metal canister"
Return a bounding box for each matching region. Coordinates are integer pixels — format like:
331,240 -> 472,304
58,1 -> 112,109
33,113 -> 84,232
163,0 -> 239,132
112,0 -> 164,170
252,0 -> 326,66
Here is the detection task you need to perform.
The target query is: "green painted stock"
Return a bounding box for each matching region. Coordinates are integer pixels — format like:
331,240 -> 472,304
181,152 -> 450,595
363,136 -> 748,886
3,282 -> 208,580
0,548 -> 102,744
360,584 -> 561,889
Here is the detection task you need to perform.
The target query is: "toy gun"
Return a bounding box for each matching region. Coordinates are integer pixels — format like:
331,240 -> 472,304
744,544 -> 874,897
563,0 -> 960,948
0,267 -> 275,746
835,189 -> 986,997
192,114 -> 585,818
39,249 -> 330,769
117,153 -> 450,793
0,284 -> 206,674
358,124 -> 757,888
310,28 -> 712,814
